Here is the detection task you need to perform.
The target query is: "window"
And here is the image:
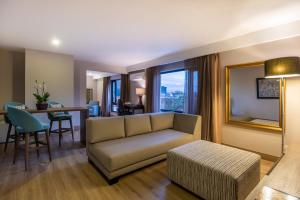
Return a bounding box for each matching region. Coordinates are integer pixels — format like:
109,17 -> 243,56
111,79 -> 121,112
160,70 -> 186,112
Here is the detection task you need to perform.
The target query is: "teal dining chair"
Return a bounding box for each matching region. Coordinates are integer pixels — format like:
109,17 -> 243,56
3,102 -> 27,152
7,106 -> 52,171
48,101 -> 74,146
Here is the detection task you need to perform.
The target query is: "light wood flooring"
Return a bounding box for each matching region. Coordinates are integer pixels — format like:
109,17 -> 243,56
263,145 -> 300,199
258,186 -> 300,200
0,131 -> 274,200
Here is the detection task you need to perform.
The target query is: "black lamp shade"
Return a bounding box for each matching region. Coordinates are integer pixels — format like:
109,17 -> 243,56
264,57 -> 300,78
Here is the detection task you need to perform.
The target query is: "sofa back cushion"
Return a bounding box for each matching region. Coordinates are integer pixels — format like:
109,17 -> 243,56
150,112 -> 174,131
125,114 -> 152,137
87,116 -> 125,143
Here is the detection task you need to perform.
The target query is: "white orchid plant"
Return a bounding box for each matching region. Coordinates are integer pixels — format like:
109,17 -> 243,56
33,80 -> 50,104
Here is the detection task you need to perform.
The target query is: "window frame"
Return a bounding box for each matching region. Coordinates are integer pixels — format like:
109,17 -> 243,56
111,79 -> 121,112
159,68 -> 186,113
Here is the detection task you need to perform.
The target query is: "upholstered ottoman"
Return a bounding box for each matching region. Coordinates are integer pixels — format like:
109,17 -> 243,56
167,140 -> 261,200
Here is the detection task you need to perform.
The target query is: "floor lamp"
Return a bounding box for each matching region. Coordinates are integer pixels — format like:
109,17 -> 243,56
264,57 -> 300,155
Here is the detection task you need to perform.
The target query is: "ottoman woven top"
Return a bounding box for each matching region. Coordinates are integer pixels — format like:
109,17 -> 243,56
168,140 -> 261,180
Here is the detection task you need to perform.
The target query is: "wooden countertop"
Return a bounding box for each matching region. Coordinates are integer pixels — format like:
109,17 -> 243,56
0,107 -> 88,115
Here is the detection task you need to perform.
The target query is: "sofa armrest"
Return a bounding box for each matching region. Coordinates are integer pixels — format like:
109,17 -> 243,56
173,113 -> 201,139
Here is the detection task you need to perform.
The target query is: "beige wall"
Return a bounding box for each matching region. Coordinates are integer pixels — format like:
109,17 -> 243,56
0,49 -> 25,142
0,49 -> 25,108
97,78 -> 103,105
129,72 -> 146,105
0,49 -> 13,142
220,36 -> 300,157
86,76 -> 97,101
130,81 -> 142,104
0,50 -> 13,108
74,60 -> 126,107
25,49 -> 74,107
86,76 -> 103,104
12,52 -> 25,103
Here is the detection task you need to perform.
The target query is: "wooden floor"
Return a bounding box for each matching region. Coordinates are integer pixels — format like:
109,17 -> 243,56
258,186 -> 300,200
263,145 -> 300,198
0,131 -> 274,200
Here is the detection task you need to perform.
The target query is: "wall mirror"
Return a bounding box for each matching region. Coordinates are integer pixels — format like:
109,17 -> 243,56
225,62 -> 284,132
86,88 -> 93,104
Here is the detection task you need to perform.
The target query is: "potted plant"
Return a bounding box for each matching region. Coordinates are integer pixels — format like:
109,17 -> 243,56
33,80 -> 50,110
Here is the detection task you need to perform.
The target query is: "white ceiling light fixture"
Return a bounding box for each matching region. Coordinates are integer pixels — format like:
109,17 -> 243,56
51,38 -> 61,46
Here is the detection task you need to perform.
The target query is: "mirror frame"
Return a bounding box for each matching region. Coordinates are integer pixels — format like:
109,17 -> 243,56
225,61 -> 284,132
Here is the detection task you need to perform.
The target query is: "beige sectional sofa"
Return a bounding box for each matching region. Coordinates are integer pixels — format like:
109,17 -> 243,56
86,112 -> 201,184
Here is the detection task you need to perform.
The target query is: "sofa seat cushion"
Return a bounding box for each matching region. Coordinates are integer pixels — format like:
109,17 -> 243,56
88,129 -> 194,171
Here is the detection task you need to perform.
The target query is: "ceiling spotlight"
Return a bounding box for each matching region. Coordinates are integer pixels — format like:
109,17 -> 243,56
51,38 -> 61,46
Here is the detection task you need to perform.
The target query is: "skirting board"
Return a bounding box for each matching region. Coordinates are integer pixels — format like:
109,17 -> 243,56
222,143 -> 279,162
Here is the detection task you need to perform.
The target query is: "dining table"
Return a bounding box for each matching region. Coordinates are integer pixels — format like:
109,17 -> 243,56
0,107 -> 89,145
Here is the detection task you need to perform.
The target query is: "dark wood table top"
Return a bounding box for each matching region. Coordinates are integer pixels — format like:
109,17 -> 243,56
124,104 -> 144,109
0,107 -> 88,115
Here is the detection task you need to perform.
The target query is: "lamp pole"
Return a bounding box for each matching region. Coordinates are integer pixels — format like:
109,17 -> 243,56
265,57 -> 300,155
281,78 -> 285,155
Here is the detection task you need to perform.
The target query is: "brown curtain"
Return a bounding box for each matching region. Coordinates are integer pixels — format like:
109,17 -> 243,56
145,67 -> 160,113
144,54 -> 221,142
120,74 -> 130,102
101,76 -> 111,117
184,54 -> 221,143
199,54 -> 221,143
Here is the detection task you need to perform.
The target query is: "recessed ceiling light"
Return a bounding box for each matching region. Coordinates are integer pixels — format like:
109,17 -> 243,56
51,38 -> 61,46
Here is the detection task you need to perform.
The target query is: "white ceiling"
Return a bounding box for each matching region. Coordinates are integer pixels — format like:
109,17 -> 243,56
1,0 -> 300,68
130,72 -> 145,82
86,70 -> 116,79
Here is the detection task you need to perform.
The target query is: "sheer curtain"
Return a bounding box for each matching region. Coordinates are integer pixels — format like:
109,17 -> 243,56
101,76 -> 111,117
120,74 -> 130,103
145,67 -> 161,113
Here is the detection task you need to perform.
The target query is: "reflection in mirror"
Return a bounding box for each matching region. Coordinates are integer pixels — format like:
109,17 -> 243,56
226,62 -> 283,131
